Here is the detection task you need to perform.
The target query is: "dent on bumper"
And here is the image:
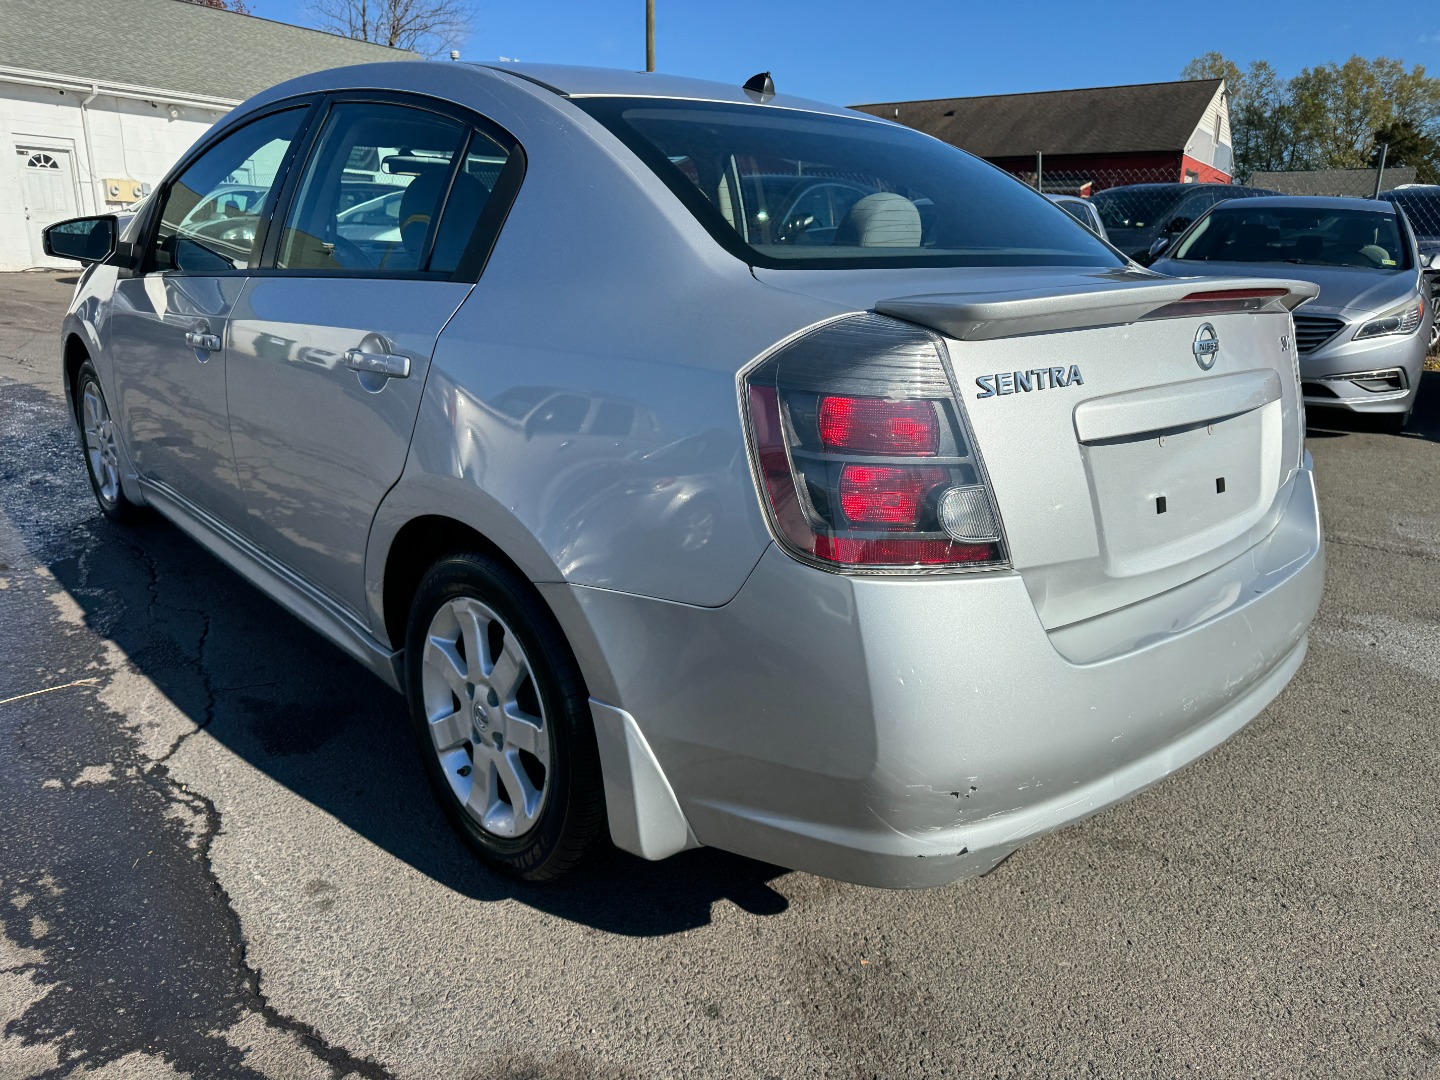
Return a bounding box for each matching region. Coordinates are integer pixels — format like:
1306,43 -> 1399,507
550,467 -> 1324,889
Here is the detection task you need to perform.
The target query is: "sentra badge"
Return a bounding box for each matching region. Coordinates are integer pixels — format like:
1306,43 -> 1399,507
975,365 -> 1084,400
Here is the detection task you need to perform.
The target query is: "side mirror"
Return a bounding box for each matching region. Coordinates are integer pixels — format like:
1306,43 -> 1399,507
42,215 -> 118,265
1148,236 -> 1172,259
1420,252 -> 1436,270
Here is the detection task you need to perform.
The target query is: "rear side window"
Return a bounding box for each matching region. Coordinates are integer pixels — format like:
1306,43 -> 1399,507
429,135 -> 512,273
576,98 -> 1122,270
276,102 -> 508,275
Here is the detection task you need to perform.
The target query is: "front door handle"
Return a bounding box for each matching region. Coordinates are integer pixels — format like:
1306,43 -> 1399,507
344,349 -> 410,379
185,330 -> 222,351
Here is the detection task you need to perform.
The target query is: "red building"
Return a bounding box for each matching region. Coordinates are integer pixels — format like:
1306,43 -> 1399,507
852,79 -> 1234,193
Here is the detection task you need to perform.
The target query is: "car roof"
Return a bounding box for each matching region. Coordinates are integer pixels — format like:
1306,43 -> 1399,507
1209,195 -> 1395,213
468,62 -> 866,120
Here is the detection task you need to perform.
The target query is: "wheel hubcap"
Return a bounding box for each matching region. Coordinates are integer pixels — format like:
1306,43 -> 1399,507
81,382 -> 120,506
420,597 -> 549,838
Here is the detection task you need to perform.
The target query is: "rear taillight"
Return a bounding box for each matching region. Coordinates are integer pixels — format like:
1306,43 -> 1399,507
742,314 -> 1007,573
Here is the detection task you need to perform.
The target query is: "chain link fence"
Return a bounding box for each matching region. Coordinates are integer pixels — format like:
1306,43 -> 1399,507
997,156 -> 1440,356
998,156 -> 1440,240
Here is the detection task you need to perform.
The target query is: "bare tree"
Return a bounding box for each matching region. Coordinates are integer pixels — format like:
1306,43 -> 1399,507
309,0 -> 472,57
183,0 -> 252,14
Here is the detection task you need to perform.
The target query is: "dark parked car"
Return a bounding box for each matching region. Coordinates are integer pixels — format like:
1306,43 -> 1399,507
1093,182 -> 1278,263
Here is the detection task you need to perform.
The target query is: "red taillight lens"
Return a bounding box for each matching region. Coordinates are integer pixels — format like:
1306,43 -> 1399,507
818,396 -> 939,456
814,536 -> 995,565
742,314 -> 1008,572
838,465 -> 947,526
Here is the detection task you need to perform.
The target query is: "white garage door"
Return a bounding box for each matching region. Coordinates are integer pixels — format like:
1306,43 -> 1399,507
17,147 -> 79,267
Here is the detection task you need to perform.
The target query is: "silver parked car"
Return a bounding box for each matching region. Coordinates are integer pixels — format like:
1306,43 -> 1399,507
1152,197 -> 1431,431
1045,194 -> 1108,242
43,62 -> 1324,889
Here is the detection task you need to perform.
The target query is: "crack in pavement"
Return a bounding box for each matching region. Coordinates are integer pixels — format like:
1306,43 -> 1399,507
0,379 -> 395,1079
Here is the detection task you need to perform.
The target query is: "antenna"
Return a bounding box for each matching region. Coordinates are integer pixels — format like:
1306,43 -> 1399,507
743,71 -> 775,103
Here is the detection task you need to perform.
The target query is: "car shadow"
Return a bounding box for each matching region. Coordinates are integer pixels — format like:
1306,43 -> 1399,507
1305,369 -> 1440,443
40,510 -> 792,936
0,374 -> 792,940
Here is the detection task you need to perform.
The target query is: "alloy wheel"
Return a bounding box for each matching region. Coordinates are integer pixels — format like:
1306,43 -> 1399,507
420,596 -> 550,838
81,381 -> 121,508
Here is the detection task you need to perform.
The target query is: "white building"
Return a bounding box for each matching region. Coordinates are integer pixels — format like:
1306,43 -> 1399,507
0,0 -> 414,270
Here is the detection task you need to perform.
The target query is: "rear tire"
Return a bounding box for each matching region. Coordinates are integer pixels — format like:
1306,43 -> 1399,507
75,361 -> 143,525
403,552 -> 606,882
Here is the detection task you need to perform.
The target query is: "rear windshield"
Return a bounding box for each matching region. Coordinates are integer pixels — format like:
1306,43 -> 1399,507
574,98 -> 1123,270
1170,205 -> 1410,270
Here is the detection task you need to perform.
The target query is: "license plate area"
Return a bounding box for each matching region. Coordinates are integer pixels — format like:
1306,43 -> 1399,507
1081,402 -> 1281,577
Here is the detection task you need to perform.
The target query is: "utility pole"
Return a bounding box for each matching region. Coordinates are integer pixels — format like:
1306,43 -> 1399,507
1373,143 -> 1388,199
645,0 -> 655,72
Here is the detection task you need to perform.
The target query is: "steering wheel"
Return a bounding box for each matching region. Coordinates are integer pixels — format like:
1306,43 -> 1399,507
330,234 -> 375,269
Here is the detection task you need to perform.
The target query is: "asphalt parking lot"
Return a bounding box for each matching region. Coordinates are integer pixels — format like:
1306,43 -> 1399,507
1,270 -> 1437,1079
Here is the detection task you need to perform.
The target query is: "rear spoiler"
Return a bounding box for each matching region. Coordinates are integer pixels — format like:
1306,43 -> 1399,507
875,277 -> 1319,342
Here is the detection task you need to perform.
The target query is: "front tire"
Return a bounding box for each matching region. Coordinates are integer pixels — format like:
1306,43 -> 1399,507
1379,409 -> 1411,435
75,361 -> 142,524
403,553 -> 605,881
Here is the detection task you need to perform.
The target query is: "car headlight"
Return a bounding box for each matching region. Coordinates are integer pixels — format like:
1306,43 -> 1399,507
1354,297 -> 1424,340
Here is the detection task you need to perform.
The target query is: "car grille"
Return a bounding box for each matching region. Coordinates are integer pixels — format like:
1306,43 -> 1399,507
1293,315 -> 1346,354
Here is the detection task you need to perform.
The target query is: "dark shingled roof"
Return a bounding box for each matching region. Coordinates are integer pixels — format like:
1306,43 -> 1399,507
851,80 -> 1223,159
1247,167 -> 1417,197
0,0 -> 417,103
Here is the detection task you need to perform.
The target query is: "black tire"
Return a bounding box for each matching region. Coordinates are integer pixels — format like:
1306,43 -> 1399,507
74,361 -> 143,525
403,552 -> 606,882
1379,410 -> 1411,435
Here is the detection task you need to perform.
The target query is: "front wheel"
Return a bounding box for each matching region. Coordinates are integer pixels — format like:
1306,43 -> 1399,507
403,553 -> 606,881
75,361 -> 143,524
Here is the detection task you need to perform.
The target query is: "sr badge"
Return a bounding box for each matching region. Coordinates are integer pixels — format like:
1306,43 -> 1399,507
975,365 -> 1084,399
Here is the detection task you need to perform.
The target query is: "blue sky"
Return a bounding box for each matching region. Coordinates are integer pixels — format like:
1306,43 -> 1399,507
256,0 -> 1438,106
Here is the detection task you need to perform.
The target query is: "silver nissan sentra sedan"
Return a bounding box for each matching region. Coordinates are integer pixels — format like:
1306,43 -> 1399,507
44,62 -> 1324,889
1152,196 -> 1432,432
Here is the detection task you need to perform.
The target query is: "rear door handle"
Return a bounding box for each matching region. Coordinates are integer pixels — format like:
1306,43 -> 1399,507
185,331 -> 222,351
344,349 -> 410,379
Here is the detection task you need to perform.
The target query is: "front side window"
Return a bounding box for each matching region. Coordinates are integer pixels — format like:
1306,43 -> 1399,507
576,98 -> 1121,270
150,108 -> 307,273
276,102 -> 507,274
1171,206 -> 1409,270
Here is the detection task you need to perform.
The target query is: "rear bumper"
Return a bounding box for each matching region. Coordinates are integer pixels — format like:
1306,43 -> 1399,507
551,465 -> 1323,889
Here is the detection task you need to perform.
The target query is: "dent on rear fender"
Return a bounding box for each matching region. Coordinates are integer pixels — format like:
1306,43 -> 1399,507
391,252 -> 848,608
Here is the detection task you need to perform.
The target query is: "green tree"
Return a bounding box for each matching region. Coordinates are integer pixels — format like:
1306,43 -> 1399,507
1181,54 -> 1301,176
1182,53 -> 1440,180
1372,119 -> 1440,184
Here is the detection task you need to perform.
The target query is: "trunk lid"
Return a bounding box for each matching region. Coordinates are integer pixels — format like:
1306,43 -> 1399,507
756,267 -> 1318,629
